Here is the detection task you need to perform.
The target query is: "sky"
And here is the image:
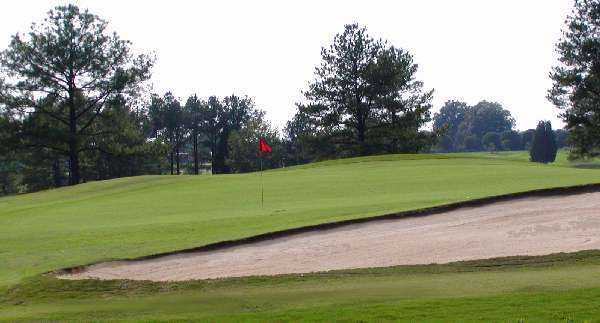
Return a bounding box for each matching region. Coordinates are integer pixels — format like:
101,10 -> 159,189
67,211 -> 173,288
0,0 -> 573,131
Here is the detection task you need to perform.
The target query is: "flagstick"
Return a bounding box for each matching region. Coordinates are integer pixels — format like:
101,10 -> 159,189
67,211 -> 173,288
260,156 -> 264,208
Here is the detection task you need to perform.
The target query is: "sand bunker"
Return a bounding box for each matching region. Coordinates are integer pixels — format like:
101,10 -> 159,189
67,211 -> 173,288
61,192 -> 600,281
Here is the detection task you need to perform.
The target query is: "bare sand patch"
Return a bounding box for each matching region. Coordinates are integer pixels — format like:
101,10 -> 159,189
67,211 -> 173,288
61,192 -> 600,281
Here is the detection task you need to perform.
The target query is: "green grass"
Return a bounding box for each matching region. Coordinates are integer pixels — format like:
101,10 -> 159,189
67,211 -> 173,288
2,151 -> 600,321
1,151 -> 600,290
2,251 -> 600,321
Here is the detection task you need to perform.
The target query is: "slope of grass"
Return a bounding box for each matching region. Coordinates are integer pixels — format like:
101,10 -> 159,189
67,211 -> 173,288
1,152 -> 600,290
2,251 -> 600,321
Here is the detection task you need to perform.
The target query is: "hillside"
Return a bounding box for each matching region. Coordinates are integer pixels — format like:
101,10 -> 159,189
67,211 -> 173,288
2,152 -> 600,289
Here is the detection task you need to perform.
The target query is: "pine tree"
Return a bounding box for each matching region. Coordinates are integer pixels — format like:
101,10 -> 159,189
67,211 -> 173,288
530,121 -> 558,163
299,23 -> 433,156
549,0 -> 600,158
544,121 -> 558,163
0,5 -> 153,185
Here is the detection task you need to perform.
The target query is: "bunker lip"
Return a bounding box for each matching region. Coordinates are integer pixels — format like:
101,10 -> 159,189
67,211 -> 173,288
54,183 -> 600,280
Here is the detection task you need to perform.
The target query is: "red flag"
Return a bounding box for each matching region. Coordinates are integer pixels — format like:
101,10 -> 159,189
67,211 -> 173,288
259,138 -> 272,155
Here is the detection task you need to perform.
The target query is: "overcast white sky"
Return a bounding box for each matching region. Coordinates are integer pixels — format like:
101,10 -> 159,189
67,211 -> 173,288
0,0 -> 573,130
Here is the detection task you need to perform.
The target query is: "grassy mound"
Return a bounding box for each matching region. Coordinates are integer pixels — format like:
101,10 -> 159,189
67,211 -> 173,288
1,151 -> 600,289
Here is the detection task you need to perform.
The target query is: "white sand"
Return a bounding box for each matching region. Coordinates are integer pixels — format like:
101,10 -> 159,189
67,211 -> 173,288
61,192 -> 600,281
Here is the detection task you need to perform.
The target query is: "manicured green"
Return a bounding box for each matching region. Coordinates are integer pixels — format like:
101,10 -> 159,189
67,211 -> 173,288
1,152 -> 600,291
2,251 -> 600,321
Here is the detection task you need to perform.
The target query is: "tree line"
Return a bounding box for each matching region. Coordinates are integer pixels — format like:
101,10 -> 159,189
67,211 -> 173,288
147,92 -> 281,175
432,100 -> 568,153
2,0 -> 600,195
0,7 -> 436,195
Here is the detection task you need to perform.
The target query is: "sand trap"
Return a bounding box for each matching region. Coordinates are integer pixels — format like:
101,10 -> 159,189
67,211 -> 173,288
61,192 -> 600,281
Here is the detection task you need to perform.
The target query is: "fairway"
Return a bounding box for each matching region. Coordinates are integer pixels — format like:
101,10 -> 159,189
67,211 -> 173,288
2,152 -> 600,289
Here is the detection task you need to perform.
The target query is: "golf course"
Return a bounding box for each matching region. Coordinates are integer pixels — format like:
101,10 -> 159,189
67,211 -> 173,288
3,1 -> 600,320
3,151 -> 600,321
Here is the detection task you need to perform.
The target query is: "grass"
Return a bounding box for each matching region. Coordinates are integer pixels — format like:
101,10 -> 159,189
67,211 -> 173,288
2,151 -> 600,321
2,151 -> 600,290
2,251 -> 600,321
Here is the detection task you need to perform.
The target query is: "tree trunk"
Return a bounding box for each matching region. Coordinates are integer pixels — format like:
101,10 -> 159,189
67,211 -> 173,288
353,65 -> 366,155
357,118 -> 365,143
176,142 -> 180,175
193,131 -> 199,175
96,154 -> 104,180
68,105 -> 80,186
52,159 -> 63,187
66,72 -> 81,186
390,108 -> 398,153
356,111 -> 366,155
210,137 -> 217,174
170,151 -> 174,175
215,130 -> 230,174
68,142 -> 80,185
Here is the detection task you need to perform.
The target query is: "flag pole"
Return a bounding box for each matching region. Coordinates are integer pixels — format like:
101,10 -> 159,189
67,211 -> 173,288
258,138 -> 271,209
260,156 -> 264,208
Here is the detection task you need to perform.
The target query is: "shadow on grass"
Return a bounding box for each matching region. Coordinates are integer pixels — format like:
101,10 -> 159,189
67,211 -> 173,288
572,163 -> 600,169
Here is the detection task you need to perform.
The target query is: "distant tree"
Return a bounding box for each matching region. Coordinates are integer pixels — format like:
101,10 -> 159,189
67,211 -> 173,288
214,95 -> 253,173
458,101 -> 515,140
433,100 -> 469,145
365,46 -> 434,153
228,110 -> 281,173
554,129 -> 570,149
435,134 -> 455,153
0,107 -> 17,156
80,96 -> 164,180
19,148 -> 63,192
521,129 -> 536,150
169,96 -> 187,175
500,130 -> 522,151
283,110 -> 319,165
198,96 -> 225,174
0,111 -> 21,195
433,100 -> 515,152
530,121 -> 558,163
195,95 -> 254,174
149,92 -> 186,174
482,132 -> 501,152
549,0 -> 600,158
184,95 -> 204,174
298,23 -> 433,155
300,23 -> 378,154
0,158 -> 20,195
0,5 -> 153,185
463,135 -> 481,152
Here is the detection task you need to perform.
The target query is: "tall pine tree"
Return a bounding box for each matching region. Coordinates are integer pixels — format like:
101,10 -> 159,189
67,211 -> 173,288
549,0 -> 600,158
0,5 -> 153,185
298,23 -> 433,156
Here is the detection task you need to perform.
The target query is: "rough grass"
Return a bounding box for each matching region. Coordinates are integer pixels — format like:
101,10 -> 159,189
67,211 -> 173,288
2,152 -> 600,290
2,251 -> 600,321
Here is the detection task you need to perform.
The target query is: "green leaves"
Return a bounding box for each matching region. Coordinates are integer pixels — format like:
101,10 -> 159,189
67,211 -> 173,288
299,23 -> 433,156
530,121 -> 558,164
0,4 -> 154,185
433,101 -> 516,152
549,0 -> 600,159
